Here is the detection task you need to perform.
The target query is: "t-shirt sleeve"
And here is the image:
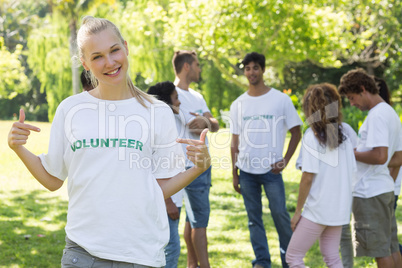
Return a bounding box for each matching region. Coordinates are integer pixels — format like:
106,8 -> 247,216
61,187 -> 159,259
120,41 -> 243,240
301,130 -> 319,174
229,101 -> 240,135
152,104 -> 186,179
38,105 -> 68,181
283,95 -> 302,130
365,113 -> 390,148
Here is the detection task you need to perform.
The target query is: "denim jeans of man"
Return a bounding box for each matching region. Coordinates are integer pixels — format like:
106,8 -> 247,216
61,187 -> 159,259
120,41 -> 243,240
165,207 -> 181,268
239,170 -> 292,268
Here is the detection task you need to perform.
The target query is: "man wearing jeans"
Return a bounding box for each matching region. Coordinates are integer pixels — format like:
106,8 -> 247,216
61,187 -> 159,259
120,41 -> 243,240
230,52 -> 301,268
172,50 -> 219,268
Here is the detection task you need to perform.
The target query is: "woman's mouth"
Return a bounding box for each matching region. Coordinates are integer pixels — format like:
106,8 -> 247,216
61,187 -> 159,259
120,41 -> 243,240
104,67 -> 121,76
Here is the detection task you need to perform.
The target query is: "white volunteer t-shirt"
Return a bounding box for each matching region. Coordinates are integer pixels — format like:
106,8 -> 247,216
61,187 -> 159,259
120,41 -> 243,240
39,92 -> 185,266
301,128 -> 356,226
230,88 -> 302,174
295,122 -> 357,170
168,114 -> 187,207
176,86 -> 211,167
354,102 -> 402,198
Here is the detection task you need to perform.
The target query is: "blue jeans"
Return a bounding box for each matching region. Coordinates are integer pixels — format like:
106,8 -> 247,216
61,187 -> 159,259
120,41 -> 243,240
165,207 -> 181,268
239,170 -> 292,268
184,166 -> 212,228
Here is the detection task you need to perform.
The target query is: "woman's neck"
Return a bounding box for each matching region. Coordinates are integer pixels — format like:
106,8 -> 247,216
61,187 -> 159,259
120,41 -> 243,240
90,83 -> 133,100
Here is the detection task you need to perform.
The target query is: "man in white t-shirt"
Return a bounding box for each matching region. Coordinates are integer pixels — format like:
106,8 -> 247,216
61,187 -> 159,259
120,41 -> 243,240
338,68 -> 402,267
230,52 -> 302,268
172,50 -> 219,268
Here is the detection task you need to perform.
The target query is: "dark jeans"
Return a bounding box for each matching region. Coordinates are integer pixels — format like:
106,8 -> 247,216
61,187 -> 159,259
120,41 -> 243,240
239,170 -> 292,268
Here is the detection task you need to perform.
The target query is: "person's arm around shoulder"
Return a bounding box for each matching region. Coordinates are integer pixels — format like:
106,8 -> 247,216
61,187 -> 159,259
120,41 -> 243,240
157,129 -> 211,199
271,125 -> 302,174
231,134 -> 240,194
8,109 -> 64,191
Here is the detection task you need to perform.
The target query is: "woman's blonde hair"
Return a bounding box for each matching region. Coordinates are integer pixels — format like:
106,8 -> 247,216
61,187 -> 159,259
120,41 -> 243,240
303,83 -> 345,149
77,16 -> 153,107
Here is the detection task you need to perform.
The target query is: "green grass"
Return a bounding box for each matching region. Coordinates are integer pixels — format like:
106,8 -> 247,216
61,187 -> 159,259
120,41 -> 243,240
0,120 -> 399,267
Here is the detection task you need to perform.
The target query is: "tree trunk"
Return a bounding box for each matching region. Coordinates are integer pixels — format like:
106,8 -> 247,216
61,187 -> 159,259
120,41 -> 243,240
69,19 -> 80,95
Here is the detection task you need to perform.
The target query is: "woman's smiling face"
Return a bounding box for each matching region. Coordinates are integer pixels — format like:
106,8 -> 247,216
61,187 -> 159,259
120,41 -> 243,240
81,28 -> 129,88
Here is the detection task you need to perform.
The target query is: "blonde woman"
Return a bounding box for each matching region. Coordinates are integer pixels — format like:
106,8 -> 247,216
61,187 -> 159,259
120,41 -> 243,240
8,16 -> 210,268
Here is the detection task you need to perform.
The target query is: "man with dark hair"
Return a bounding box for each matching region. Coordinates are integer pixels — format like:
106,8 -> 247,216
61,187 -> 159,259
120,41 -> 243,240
172,50 -> 219,268
230,52 -> 302,268
242,52 -> 266,71
338,68 -> 402,267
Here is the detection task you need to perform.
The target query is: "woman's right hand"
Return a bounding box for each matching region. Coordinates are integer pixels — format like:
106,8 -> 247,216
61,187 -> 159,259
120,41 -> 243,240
177,128 -> 211,172
8,109 -> 41,151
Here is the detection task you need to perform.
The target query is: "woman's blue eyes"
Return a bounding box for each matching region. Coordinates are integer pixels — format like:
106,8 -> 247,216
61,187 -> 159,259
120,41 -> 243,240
92,49 -> 120,60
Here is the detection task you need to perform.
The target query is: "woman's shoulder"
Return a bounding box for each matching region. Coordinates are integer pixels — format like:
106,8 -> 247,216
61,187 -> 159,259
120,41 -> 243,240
56,92 -> 91,111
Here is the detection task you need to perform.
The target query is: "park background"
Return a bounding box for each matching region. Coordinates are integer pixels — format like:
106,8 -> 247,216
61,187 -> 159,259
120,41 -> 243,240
1,0 -> 402,267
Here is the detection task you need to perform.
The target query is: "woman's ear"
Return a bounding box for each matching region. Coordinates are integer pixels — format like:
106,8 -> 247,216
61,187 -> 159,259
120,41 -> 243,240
81,58 -> 89,71
124,40 -> 129,56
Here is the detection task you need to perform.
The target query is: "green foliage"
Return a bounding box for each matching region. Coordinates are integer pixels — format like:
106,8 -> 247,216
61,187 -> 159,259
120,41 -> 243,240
111,0 -> 175,89
201,61 -> 244,119
0,37 -> 29,99
0,0 -> 51,120
3,0 -> 402,121
0,0 -> 48,51
27,14 -> 72,121
341,105 -> 368,133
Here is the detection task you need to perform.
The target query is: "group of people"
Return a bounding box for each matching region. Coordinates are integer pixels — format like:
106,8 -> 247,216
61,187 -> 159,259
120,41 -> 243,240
7,16 -> 402,268
229,52 -> 402,268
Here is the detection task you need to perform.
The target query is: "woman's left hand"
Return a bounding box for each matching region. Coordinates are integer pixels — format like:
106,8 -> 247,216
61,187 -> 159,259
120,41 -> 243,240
177,128 -> 211,171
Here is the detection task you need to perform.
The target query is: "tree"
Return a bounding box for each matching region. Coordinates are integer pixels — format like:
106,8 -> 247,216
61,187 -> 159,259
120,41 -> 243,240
115,0 -> 360,113
0,37 -> 28,99
49,0 -> 116,95
26,0 -> 116,120
111,0 -> 175,88
19,0 -> 402,121
27,13 -> 72,121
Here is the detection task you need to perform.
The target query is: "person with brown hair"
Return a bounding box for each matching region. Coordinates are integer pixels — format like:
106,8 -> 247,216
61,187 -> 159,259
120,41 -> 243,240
338,68 -> 402,267
172,50 -> 219,268
8,16 -> 211,268
286,83 -> 356,267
